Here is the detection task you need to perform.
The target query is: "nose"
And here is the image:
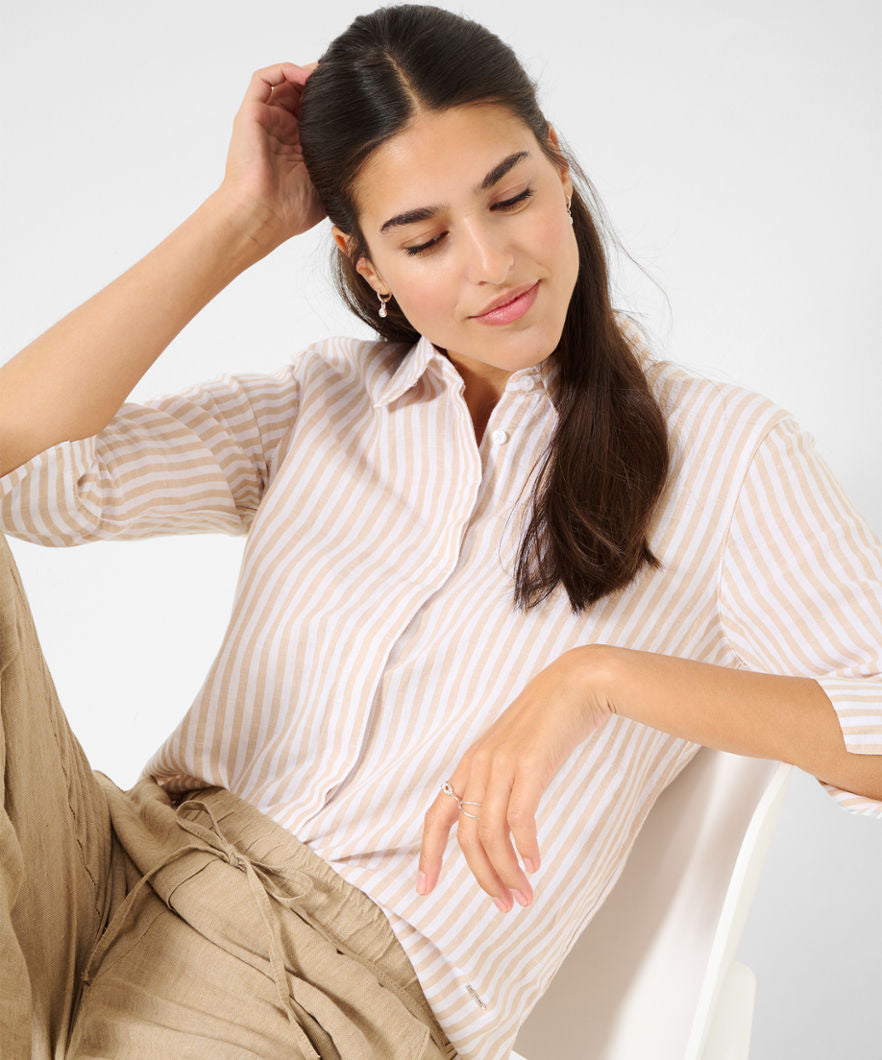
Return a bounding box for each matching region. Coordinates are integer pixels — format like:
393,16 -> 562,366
460,216 -> 513,286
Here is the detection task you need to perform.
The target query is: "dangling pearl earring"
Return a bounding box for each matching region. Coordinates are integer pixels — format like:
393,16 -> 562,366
566,197 -> 574,225
377,291 -> 392,319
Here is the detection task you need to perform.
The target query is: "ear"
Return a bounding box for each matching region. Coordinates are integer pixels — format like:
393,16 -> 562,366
332,225 -> 389,295
545,125 -> 574,202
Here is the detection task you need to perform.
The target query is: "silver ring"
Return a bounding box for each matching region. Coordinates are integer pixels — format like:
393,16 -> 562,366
442,781 -> 461,801
459,801 -> 481,819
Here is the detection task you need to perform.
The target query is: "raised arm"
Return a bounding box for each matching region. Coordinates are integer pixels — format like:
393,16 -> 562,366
0,62 -> 323,480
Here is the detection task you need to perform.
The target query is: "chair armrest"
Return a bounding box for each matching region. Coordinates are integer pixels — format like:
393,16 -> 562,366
700,961 -> 756,1060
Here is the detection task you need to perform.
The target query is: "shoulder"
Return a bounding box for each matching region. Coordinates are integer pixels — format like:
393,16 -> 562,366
651,361 -> 791,454
292,334 -> 412,389
615,312 -> 795,464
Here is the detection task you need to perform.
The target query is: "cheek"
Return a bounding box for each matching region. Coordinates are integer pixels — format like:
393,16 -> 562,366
530,213 -> 575,268
388,271 -> 459,330
538,216 -> 580,301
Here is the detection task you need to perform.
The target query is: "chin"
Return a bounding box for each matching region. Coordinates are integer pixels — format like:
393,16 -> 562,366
498,325 -> 562,364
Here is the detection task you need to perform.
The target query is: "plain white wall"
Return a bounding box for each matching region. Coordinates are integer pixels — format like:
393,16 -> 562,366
2,1 -> 879,1057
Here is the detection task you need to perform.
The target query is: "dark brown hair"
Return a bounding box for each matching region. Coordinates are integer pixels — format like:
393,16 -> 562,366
300,5 -> 668,613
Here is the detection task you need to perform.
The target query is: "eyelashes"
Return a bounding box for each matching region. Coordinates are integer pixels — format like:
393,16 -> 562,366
405,236 -> 443,258
493,187 -> 534,212
404,188 -> 534,257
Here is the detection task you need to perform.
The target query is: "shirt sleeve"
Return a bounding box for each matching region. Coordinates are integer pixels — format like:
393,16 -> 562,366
0,366 -> 301,545
719,415 -> 882,818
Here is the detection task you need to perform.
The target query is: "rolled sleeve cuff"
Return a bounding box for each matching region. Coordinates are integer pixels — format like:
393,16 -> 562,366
817,676 -> 882,755
0,438 -> 99,545
816,675 -> 882,819
817,780 -> 882,820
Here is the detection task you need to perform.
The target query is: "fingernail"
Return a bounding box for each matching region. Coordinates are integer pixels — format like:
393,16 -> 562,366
493,896 -> 510,913
416,871 -> 428,895
513,889 -> 532,907
523,857 -> 538,874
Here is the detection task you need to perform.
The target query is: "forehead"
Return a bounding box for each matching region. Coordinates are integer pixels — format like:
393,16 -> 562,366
351,103 -> 541,226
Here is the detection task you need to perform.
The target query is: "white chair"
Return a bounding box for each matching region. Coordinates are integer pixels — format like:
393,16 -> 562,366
511,747 -> 793,1060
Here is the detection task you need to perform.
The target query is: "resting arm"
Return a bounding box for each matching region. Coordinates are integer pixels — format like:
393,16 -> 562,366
581,646 -> 882,802
418,643 -> 882,914
419,416 -> 882,910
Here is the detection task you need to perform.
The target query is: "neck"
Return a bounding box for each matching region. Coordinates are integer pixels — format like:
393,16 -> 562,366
442,349 -> 510,443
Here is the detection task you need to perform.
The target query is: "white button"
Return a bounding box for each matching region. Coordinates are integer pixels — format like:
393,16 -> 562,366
491,429 -> 509,445
518,377 -> 536,391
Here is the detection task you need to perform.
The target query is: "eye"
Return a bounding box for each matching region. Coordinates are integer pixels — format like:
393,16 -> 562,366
402,188 -> 534,257
492,187 -> 534,211
405,233 -> 445,257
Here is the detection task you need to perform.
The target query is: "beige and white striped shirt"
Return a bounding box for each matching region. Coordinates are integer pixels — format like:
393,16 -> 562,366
2,320 -> 881,1059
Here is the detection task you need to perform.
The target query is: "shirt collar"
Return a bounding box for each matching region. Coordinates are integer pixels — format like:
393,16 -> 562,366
369,333 -> 562,410
369,335 -> 447,408
536,354 -> 561,410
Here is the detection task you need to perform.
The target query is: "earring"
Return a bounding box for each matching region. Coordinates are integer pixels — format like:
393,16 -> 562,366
566,197 -> 574,225
377,291 -> 392,319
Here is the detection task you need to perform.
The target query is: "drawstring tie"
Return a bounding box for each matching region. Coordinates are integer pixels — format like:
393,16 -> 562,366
83,797 -> 318,1056
84,795 -> 457,1059
175,798 -> 320,1055
177,801 -> 457,1058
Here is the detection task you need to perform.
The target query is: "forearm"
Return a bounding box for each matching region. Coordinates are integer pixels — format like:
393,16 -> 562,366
578,645 -> 882,802
0,189 -> 270,479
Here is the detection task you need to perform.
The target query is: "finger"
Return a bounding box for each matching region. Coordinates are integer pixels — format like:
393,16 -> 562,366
281,61 -> 316,86
265,79 -> 301,113
417,791 -> 459,895
242,62 -> 311,106
507,770 -> 544,875
452,769 -> 517,910
268,64 -> 314,119
472,767 -> 534,905
455,804 -> 515,912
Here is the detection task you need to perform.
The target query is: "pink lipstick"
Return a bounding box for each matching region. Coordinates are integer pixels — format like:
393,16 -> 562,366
471,282 -> 539,325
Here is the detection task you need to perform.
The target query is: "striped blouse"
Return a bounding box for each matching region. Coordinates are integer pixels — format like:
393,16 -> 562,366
2,318 -> 881,1059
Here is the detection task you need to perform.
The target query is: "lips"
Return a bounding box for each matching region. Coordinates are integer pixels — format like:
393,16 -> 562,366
469,281 -> 540,326
471,282 -> 538,318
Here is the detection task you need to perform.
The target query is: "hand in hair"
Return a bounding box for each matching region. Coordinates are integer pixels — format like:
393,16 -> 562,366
0,61 -> 325,479
418,648 -> 614,912
220,62 -> 326,253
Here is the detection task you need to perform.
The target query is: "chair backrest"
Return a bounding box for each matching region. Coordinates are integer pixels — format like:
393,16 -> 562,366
512,747 -> 793,1060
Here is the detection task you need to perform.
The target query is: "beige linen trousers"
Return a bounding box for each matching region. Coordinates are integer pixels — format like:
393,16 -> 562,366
0,531 -> 457,1060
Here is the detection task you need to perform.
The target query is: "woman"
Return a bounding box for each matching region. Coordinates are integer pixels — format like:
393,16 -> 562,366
1,5 -> 880,1059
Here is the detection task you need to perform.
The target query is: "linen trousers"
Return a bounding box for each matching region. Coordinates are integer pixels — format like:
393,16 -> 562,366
0,531 -> 457,1060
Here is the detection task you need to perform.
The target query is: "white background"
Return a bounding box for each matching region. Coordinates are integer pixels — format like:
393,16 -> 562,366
1,1 -> 880,1056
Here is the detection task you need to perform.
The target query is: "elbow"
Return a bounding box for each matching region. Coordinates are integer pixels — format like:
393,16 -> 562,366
819,752 -> 882,803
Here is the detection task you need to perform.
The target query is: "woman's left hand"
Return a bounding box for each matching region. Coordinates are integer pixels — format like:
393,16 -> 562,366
417,646 -> 614,912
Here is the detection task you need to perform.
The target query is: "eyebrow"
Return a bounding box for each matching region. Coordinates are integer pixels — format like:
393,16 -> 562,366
378,150 -> 530,234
